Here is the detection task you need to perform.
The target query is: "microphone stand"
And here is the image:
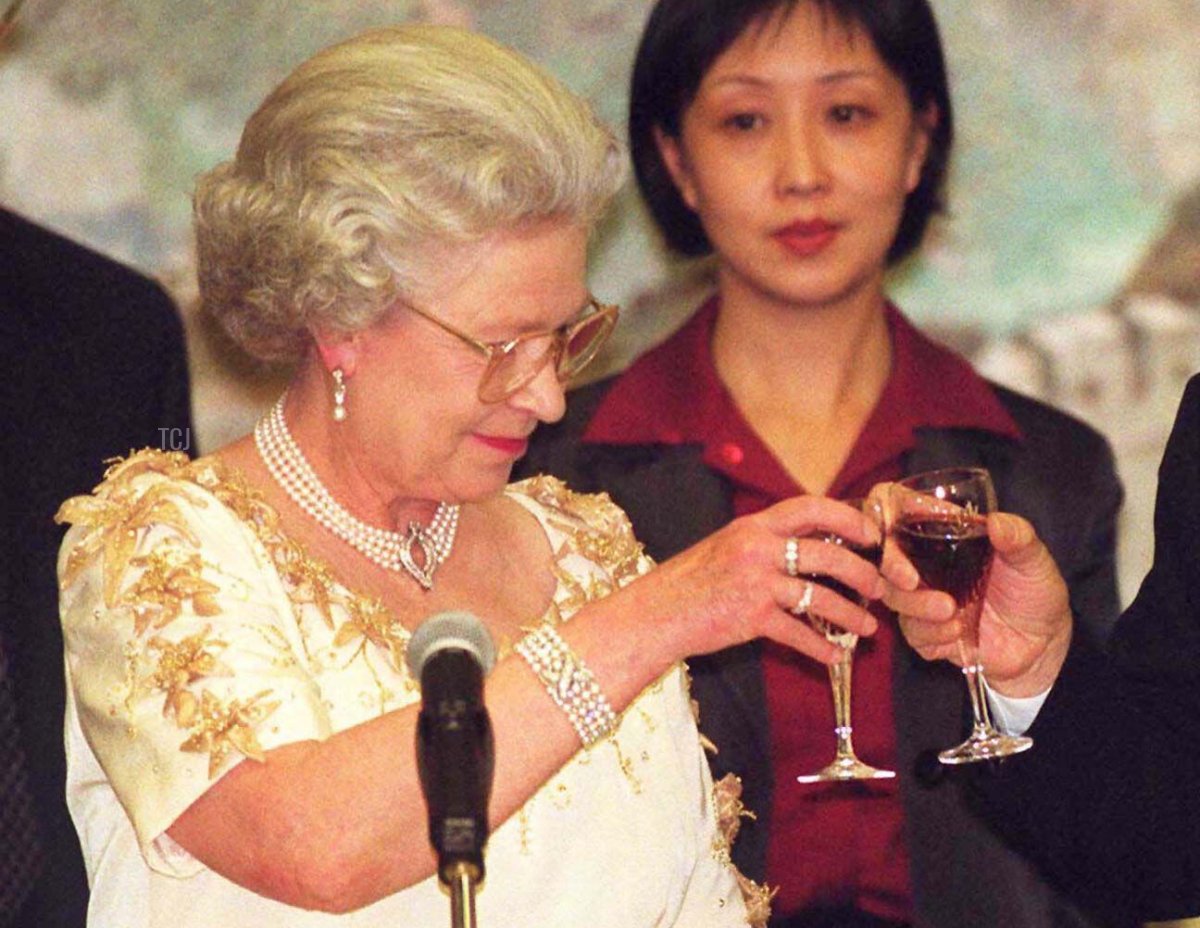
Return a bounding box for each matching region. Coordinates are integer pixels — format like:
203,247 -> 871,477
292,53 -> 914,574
446,861 -> 481,928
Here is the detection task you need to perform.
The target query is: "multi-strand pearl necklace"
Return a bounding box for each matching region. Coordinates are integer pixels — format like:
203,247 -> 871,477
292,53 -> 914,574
254,395 -> 460,589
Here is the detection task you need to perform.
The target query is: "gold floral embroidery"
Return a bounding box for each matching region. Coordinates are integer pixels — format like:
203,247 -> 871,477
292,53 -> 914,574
550,781 -> 572,810
120,542 -> 223,635
609,739 -> 644,794
146,627 -> 231,726
712,773 -> 755,848
517,807 -> 532,854
180,689 -> 281,778
190,458 -> 275,528
738,877 -> 776,928
56,454 -> 203,607
548,558 -> 607,616
569,519 -> 643,586
635,703 -> 658,734
57,451 -> 321,777
518,476 -> 648,587
712,773 -> 774,928
59,448 -> 410,661
270,539 -> 339,630
191,461 -> 409,669
332,595 -> 408,672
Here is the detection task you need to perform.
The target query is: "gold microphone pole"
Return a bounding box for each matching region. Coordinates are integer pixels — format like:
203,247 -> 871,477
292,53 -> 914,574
446,861 -> 481,928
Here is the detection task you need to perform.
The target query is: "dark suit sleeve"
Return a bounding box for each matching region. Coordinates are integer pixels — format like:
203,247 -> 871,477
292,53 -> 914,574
971,639 -> 1200,923
972,376 -> 1200,923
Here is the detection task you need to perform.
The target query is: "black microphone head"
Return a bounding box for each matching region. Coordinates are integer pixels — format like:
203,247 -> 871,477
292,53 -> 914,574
408,611 -> 497,885
406,611 -> 497,679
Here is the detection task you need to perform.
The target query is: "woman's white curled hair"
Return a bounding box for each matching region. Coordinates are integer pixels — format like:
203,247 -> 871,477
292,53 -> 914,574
193,24 -> 625,363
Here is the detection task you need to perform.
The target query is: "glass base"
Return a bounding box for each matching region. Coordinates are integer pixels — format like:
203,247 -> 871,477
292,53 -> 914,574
938,732 -> 1033,765
797,756 -> 897,783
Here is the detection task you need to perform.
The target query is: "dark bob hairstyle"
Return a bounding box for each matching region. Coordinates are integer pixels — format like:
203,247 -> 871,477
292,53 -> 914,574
629,0 -> 953,265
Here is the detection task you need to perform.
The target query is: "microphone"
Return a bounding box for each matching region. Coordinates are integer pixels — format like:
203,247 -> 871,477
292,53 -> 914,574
406,611 -> 497,888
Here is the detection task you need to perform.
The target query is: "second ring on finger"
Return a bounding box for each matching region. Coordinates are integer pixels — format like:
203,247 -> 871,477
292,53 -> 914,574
791,580 -> 815,616
784,536 -> 801,577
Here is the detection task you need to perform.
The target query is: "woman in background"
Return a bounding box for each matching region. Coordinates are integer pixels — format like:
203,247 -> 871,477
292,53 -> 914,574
56,23 -> 885,928
520,2 -> 1122,927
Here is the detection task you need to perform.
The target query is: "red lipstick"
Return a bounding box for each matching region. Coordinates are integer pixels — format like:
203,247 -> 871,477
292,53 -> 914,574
475,434 -> 529,457
773,218 -> 839,257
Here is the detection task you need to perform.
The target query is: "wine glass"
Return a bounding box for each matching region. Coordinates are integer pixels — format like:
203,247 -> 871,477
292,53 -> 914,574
891,467 -> 1033,764
796,498 -> 896,783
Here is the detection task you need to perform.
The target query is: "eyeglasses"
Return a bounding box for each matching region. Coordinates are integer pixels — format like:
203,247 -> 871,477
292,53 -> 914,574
399,295 -> 620,403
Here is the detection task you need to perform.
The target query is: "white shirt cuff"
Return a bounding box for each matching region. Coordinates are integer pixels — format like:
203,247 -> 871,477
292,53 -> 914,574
986,683 -> 1050,736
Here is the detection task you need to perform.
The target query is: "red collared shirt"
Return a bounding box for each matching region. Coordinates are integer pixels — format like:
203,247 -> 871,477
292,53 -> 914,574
584,297 -> 1021,921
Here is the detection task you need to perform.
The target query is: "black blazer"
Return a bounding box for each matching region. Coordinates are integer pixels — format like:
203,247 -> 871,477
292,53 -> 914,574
519,376 -> 1125,928
972,375 -> 1200,924
0,208 -> 194,928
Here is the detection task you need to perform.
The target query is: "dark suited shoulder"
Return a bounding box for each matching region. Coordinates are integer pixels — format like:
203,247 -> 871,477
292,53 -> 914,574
1110,374 -> 1200,673
989,383 -> 1110,455
989,383 -> 1124,643
990,383 -> 1116,487
1,210 -> 191,450
2,210 -> 193,495
3,209 -> 181,328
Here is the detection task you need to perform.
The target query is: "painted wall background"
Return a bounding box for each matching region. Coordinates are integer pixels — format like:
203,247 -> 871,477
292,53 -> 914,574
2,0 -> 1198,604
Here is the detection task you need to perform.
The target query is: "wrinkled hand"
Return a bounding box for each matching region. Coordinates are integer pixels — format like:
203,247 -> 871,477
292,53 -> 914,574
621,495 -> 886,667
881,508 -> 1073,697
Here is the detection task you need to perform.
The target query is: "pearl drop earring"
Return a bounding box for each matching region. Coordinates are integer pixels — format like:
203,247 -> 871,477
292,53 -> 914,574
331,368 -> 348,422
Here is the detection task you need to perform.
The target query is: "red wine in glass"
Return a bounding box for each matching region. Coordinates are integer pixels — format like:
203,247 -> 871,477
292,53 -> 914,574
893,516 -> 991,649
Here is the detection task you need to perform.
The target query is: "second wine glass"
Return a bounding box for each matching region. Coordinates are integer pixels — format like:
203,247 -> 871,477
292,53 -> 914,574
892,467 -> 1033,764
796,497 -> 895,784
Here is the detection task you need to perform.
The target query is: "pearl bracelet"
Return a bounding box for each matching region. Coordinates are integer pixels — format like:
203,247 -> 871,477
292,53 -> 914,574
515,624 -> 618,747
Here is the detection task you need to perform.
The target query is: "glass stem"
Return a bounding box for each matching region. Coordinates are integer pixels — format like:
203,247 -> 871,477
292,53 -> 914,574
828,646 -> 857,758
962,661 -> 996,738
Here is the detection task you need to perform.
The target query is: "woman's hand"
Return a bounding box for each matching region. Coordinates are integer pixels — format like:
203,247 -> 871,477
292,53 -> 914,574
615,495 -> 886,668
881,505 -> 1074,698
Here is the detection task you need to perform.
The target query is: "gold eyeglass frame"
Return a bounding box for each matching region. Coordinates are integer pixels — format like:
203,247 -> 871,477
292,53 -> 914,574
398,295 -> 619,403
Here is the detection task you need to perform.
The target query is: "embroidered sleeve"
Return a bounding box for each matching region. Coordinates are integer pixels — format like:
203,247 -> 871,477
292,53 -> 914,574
56,451 -> 333,876
513,475 -> 654,611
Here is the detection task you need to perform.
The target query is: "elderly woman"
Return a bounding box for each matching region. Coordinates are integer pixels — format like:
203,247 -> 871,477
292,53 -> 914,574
55,24 -> 883,928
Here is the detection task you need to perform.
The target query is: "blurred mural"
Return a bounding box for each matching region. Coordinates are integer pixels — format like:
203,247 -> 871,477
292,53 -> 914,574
2,0 -> 1197,603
